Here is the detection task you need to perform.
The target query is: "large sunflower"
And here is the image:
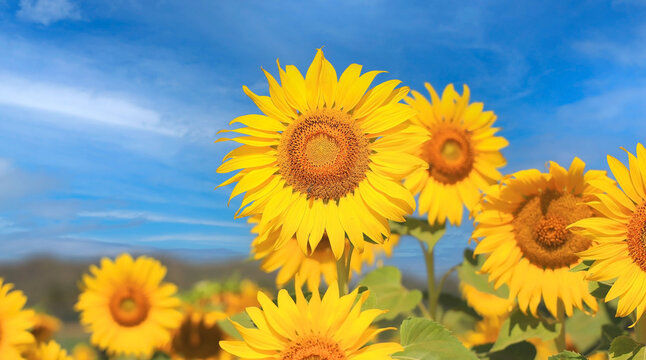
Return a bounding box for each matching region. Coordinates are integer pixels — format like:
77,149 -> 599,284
216,49 -> 425,258
0,278 -> 35,360
75,254 -> 183,357
571,144 -> 646,321
252,218 -> 400,290
220,282 -> 403,359
404,83 -> 508,225
473,158 -> 611,317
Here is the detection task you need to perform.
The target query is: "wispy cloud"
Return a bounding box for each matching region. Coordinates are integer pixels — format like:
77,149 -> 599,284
17,0 -> 81,25
0,74 -> 183,136
77,210 -> 245,228
0,158 -> 54,203
574,25 -> 646,66
139,233 -> 249,243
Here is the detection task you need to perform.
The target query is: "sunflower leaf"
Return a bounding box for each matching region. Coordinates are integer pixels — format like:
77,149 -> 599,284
548,350 -> 587,359
589,281 -> 613,299
457,248 -> 509,298
393,317 -> 479,360
389,217 -> 446,250
358,266 -> 422,321
491,308 -> 561,352
569,260 -> 595,273
608,336 -> 646,360
485,341 -> 537,360
566,305 -> 613,353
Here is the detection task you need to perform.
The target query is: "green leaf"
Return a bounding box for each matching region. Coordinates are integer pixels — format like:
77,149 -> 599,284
358,266 -> 423,321
217,311 -> 254,340
438,293 -> 480,335
393,317 -> 479,360
457,249 -> 509,298
566,303 -> 613,353
598,324 -> 626,352
548,351 -> 587,360
487,341 -> 537,360
491,308 -> 561,352
390,217 -> 446,250
589,281 -> 613,299
569,260 -> 595,273
608,336 -> 646,360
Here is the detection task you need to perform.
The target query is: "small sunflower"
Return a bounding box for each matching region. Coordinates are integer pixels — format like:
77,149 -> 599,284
216,49 -> 425,259
252,218 -> 400,290
31,313 -> 61,343
404,83 -> 508,225
473,158 -> 612,317
75,254 -> 183,357
71,344 -> 96,360
459,317 -> 504,349
217,280 -> 265,316
570,144 -> 646,322
0,278 -> 35,360
166,309 -> 232,360
460,283 -> 513,319
220,282 -> 403,359
25,341 -> 72,360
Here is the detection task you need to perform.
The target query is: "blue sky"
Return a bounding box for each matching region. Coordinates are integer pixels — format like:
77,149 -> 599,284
0,0 -> 645,274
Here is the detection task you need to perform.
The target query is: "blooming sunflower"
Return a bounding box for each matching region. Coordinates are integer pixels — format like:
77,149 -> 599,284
460,283 -> 513,319
473,158 -> 612,317
404,83 -> 508,225
75,254 -> 183,357
25,341 -> 72,360
220,281 -> 403,359
217,280 -> 265,316
253,226 -> 400,290
71,344 -> 96,360
570,144 -> 646,322
166,309 -> 232,360
216,49 -> 425,258
31,313 -> 61,343
0,278 -> 35,360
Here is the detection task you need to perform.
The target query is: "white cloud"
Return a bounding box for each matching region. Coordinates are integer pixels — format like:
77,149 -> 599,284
0,74 -> 183,136
139,233 -> 249,243
574,26 -> 646,66
78,210 -> 245,228
17,0 -> 81,25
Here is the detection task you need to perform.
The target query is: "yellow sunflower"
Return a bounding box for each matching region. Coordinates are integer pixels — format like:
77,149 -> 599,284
253,228 -> 400,290
216,48 -> 425,258
459,316 -> 504,348
166,309 -> 232,360
473,158 -> 612,317
25,341 -> 72,360
460,283 -> 513,319
217,280 -> 265,316
404,83 -> 508,225
0,278 -> 35,360
220,282 -> 403,359
71,344 -> 96,360
31,313 -> 61,343
570,144 -> 646,321
75,254 -> 183,357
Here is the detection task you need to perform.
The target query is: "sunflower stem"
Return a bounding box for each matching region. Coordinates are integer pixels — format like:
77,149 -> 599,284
635,312 -> 646,344
421,240 -> 438,320
336,244 -> 353,295
555,301 -> 566,352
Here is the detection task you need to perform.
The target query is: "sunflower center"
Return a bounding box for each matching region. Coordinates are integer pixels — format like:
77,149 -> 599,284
278,108 -> 370,201
109,285 -> 150,327
422,126 -> 474,184
626,202 -> 646,272
280,336 -> 346,360
513,190 -> 593,269
171,313 -> 223,358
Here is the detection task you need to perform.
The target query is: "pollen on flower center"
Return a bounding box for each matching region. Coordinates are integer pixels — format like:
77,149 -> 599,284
280,336 -> 347,360
626,202 -> 646,272
109,286 -> 150,327
513,191 -> 592,269
278,108 -> 370,201
422,126 -> 474,184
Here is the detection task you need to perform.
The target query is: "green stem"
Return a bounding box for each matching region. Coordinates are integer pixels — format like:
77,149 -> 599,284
421,240 -> 437,320
336,244 -> 354,295
555,301 -> 566,352
417,301 -> 431,318
635,311 -> 646,344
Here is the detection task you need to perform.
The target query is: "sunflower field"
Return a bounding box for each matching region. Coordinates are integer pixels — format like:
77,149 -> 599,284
3,46 -> 646,360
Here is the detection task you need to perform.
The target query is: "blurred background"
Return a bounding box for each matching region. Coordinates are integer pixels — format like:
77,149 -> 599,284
0,0 -> 644,331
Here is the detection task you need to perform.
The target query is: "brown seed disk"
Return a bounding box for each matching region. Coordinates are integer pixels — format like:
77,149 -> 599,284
278,108 -> 370,201
513,190 -> 593,269
280,336 -> 347,360
627,202 -> 646,272
422,125 -> 474,184
109,285 -> 150,327
171,313 -> 223,359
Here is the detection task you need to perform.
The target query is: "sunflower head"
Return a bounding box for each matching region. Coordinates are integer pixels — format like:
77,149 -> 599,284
217,48 -> 424,259
404,83 -> 508,225
167,308 -> 231,360
220,281 -> 403,359
31,313 -> 61,344
570,144 -> 646,322
0,278 -> 35,360
25,341 -> 72,360
75,254 -> 183,357
473,158 -> 610,318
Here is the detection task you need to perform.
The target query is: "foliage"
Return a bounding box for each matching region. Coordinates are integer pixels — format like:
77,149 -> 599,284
359,266 -> 423,321
491,309 -> 561,352
393,317 -> 478,360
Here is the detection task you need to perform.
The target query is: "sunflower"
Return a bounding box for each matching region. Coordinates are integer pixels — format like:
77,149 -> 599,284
216,49 -> 425,258
25,341 -> 72,360
75,254 -> 183,357
71,344 -> 96,360
220,281 -> 403,359
473,158 -> 612,317
460,283 -> 513,319
218,280 -> 265,316
404,83 -> 508,226
570,144 -> 646,322
31,313 -> 61,343
459,316 -> 504,348
0,278 -> 35,360
252,217 -> 400,290
166,309 -> 232,360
